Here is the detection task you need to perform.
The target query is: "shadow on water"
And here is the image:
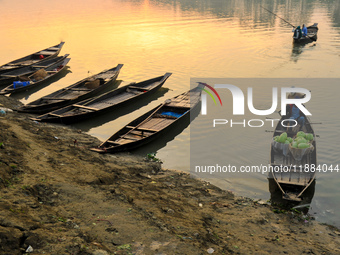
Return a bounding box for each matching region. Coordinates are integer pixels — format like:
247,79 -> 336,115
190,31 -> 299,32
268,178 -> 316,214
72,87 -> 170,132
291,42 -> 317,62
129,103 -> 201,157
9,67 -> 72,101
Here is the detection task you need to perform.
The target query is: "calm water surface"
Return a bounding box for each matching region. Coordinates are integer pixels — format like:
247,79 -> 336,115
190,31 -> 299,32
1,0 -> 340,226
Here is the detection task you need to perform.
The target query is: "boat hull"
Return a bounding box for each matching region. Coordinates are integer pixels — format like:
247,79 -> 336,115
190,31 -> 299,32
0,54 -> 69,87
0,55 -> 71,95
293,23 -> 318,44
0,42 -> 65,74
32,73 -> 172,124
269,112 -> 317,201
18,64 -> 124,114
91,87 -> 202,153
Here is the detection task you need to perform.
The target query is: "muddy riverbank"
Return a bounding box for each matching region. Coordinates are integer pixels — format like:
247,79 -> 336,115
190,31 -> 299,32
0,95 -> 339,255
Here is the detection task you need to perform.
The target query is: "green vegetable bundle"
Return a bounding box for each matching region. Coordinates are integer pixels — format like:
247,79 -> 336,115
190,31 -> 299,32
290,131 -> 314,149
274,131 -> 314,149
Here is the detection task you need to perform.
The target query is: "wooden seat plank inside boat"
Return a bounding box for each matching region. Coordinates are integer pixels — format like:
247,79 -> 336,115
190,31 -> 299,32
129,131 -> 153,137
127,90 -> 143,95
128,86 -> 150,91
47,113 -> 63,118
119,136 -> 140,141
36,50 -> 58,55
1,74 -> 18,78
125,126 -> 158,132
45,47 -> 61,51
113,136 -> 140,144
73,104 -> 99,111
278,180 -> 311,186
70,88 -> 92,91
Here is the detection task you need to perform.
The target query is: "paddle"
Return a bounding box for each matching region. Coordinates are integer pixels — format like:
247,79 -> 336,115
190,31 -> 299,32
261,6 -> 317,41
303,33 -> 317,42
261,6 -> 296,28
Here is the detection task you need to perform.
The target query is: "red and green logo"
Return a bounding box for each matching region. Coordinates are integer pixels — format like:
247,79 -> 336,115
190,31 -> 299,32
197,82 -> 223,106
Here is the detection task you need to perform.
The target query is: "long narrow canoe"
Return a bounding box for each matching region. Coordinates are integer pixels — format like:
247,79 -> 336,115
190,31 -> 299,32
0,42 -> 65,74
31,73 -> 172,124
90,86 -> 202,153
0,54 -> 69,87
269,111 -> 317,201
293,23 -> 318,43
0,55 -> 70,95
18,64 -> 124,114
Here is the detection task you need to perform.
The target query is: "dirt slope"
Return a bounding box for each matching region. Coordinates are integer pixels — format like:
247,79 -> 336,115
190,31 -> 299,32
0,95 -> 339,255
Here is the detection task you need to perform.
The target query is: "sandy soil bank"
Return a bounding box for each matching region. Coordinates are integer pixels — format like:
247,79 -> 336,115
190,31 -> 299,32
0,95 -> 339,255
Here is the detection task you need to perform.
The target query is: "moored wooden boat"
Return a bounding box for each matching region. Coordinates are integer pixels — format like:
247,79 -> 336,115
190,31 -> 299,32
293,23 -> 318,43
17,64 -> 123,114
0,54 -> 70,87
0,42 -> 65,74
269,112 -> 317,201
31,73 -> 172,124
0,55 -> 71,95
90,86 -> 202,153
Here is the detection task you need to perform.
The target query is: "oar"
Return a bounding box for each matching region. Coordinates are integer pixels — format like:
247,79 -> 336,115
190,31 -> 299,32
261,6 -> 296,28
304,33 -> 317,42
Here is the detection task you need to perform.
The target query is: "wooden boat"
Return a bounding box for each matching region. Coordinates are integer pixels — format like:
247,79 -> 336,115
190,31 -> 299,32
31,73 -> 172,124
293,23 -> 318,43
269,112 -> 317,201
0,54 -> 70,87
0,55 -> 70,95
0,42 -> 65,74
90,86 -> 202,153
268,177 -> 315,212
18,64 -> 123,114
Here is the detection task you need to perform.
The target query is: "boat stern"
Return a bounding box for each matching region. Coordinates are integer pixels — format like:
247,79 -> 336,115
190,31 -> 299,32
283,192 -> 302,202
90,147 -> 107,153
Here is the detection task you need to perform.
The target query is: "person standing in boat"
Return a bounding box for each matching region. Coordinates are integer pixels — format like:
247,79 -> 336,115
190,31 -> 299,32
302,24 -> 308,36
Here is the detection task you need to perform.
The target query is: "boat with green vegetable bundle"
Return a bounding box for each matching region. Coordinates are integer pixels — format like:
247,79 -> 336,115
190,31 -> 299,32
269,111 -> 317,202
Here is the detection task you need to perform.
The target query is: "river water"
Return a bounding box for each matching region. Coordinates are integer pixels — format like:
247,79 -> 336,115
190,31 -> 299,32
1,0 -> 340,226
